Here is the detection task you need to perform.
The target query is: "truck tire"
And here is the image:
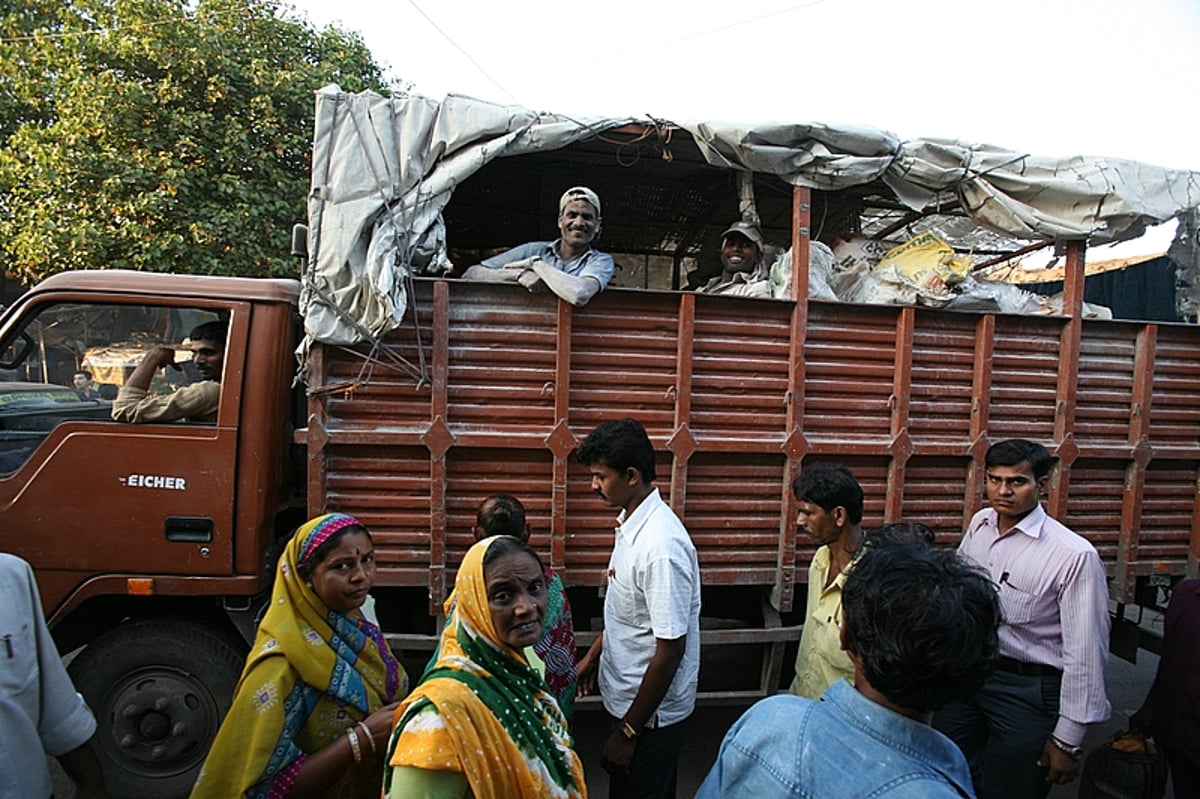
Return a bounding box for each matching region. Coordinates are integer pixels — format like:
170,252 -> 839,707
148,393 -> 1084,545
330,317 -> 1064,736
67,618 -> 246,799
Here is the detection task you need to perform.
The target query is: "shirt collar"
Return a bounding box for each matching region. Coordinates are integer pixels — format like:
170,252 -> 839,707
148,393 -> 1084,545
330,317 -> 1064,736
991,503 -> 1048,539
821,680 -> 974,793
551,238 -> 592,263
616,487 -> 661,544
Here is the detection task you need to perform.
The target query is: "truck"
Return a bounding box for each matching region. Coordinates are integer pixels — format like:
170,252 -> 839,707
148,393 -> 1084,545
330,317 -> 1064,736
1,87 -> 1198,796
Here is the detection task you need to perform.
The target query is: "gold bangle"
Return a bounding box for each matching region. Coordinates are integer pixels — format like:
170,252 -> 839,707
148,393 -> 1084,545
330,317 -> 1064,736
356,721 -> 376,755
619,720 -> 639,740
346,727 -> 363,764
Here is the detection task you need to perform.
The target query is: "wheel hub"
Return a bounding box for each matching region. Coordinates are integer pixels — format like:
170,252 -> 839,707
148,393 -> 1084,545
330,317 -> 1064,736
102,668 -> 217,775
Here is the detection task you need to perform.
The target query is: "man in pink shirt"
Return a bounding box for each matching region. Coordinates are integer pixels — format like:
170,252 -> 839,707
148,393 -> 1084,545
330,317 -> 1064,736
933,438 -> 1111,799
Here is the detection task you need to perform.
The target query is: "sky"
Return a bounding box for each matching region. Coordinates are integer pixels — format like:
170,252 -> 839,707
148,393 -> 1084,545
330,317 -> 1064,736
288,0 -> 1200,259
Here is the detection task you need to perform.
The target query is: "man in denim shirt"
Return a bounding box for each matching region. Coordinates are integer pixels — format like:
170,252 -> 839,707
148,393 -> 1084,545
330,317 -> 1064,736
463,186 -> 615,306
697,538 -> 1000,799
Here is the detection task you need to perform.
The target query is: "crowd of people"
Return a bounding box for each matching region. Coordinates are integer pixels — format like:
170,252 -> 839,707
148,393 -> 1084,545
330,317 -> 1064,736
6,414 -> 1198,798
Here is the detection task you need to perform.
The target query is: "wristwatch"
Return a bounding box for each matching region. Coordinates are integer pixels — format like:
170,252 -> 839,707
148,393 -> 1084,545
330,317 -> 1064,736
1049,736 -> 1083,759
619,719 -> 640,740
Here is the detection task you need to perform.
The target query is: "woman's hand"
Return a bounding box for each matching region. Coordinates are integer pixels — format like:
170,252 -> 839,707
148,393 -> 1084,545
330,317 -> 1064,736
361,702 -> 402,756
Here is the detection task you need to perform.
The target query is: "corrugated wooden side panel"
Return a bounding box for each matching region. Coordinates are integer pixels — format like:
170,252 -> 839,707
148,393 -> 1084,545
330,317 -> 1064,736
1074,327 -> 1137,446
898,457 -> 974,544
1149,329 -> 1200,450
909,315 -> 977,446
446,290 -> 558,431
569,292 -> 680,437
1062,459 -> 1127,563
1139,461 -> 1199,568
443,448 -> 556,571
988,316 -> 1061,442
689,299 -> 791,441
803,305 -> 895,444
310,280 -> 1200,608
682,453 -> 787,585
323,299 -> 435,431
322,444 -> 432,585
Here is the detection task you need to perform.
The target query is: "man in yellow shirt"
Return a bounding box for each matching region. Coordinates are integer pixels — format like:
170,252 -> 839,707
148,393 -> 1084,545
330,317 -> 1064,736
788,462 -> 865,698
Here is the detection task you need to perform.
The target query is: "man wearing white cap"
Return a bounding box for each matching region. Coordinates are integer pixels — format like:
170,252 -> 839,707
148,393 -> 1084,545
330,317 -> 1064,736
463,186 -> 614,306
696,221 -> 771,298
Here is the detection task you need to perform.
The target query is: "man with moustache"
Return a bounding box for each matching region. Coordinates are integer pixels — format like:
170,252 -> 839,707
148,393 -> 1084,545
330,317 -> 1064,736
787,462 -> 866,699
695,221 -> 771,298
111,319 -> 226,424
933,439 -> 1111,798
463,185 -> 614,306
574,418 -> 701,799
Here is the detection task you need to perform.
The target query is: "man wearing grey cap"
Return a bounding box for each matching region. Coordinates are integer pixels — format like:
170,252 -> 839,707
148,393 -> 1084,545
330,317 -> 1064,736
696,221 -> 771,298
463,186 -> 615,306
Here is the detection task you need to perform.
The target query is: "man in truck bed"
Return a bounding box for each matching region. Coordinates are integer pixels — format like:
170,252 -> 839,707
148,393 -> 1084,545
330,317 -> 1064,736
695,220 -> 771,298
462,186 -> 614,306
111,319 -> 225,424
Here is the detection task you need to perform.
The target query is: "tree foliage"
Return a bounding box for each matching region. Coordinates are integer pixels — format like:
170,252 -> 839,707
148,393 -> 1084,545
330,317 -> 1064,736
0,0 -> 392,283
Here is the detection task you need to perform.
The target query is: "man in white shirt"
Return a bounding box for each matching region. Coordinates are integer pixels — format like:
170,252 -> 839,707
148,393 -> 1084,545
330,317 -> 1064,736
0,553 -> 108,798
575,418 -> 701,799
933,438 -> 1111,798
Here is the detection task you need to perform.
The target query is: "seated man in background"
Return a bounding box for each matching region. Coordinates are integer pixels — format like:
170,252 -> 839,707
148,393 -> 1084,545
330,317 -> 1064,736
72,370 -> 101,401
695,221 -> 771,298
463,186 -> 614,306
111,320 -> 226,424
697,537 -> 1000,799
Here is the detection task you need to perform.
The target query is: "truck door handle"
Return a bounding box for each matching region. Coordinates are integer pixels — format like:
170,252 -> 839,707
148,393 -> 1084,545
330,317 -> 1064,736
165,516 -> 214,543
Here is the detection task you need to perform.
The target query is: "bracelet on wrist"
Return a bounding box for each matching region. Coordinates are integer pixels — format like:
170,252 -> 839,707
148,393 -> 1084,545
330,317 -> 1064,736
619,719 -> 639,740
1049,735 -> 1083,759
356,721 -> 376,755
346,727 -> 363,764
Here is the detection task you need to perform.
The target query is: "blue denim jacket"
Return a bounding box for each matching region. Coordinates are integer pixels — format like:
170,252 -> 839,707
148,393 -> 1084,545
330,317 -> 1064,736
696,680 -> 975,798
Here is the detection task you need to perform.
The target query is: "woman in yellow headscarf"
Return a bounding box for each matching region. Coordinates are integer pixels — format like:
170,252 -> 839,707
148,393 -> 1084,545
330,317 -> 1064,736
384,535 -> 586,798
190,513 -> 408,798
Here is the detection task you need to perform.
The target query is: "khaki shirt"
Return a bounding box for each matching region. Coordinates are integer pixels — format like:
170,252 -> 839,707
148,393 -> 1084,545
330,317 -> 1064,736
111,382 -> 220,423
696,272 -> 772,298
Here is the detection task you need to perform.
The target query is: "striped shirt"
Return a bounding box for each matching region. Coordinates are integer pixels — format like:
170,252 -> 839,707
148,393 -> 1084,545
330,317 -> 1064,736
958,505 -> 1111,745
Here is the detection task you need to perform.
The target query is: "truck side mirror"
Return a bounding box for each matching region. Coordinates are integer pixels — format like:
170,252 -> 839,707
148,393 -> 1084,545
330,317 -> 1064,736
0,330 -> 35,370
291,224 -> 308,261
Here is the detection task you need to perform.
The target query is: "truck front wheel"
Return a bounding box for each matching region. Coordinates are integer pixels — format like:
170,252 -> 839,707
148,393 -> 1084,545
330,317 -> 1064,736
67,618 -> 246,799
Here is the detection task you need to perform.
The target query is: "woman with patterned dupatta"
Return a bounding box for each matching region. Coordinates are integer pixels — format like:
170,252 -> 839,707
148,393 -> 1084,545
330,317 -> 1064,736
384,535 -> 586,798
190,513 -> 408,798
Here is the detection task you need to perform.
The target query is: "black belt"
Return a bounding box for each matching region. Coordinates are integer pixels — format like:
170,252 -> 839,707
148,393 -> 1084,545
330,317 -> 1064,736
997,656 -> 1061,677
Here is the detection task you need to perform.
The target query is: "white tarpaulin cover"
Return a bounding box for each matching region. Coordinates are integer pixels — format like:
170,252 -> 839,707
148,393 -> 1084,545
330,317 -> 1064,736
304,85 -> 1200,346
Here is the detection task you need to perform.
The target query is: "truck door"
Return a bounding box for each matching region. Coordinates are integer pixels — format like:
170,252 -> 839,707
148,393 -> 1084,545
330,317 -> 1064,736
0,296 -> 248,612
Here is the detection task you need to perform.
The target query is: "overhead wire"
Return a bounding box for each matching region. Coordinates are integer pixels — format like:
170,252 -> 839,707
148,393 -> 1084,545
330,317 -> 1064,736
406,0 -> 518,104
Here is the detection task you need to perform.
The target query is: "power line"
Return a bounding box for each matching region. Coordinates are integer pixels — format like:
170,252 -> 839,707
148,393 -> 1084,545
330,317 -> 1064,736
406,0 -> 518,104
